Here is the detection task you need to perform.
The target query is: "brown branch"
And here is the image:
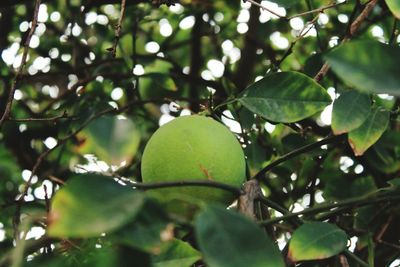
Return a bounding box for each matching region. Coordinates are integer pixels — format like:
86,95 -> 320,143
288,1 -> 348,20
188,13 -> 204,113
238,180 -> 262,220
0,0 -> 41,130
233,0 -> 262,90
109,0 -> 127,58
132,180 -> 243,196
252,134 -> 344,182
244,0 -> 285,19
5,111 -> 76,123
314,0 -> 379,82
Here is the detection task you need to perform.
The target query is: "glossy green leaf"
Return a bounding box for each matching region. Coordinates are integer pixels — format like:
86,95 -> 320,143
386,0 -> 400,18
239,71 -> 331,123
348,108 -> 390,156
288,222 -> 347,262
195,205 -> 285,267
48,174 -> 145,238
331,90 -> 371,135
325,41 -> 400,95
152,239 -> 201,267
79,116 -> 141,165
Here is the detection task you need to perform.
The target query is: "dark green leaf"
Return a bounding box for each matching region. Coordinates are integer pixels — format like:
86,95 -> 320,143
112,199 -> 171,252
325,41 -> 400,95
331,90 -> 371,134
388,178 -> 400,188
348,108 -> 390,156
152,239 -> 201,267
288,222 -> 347,262
239,71 -> 331,123
323,176 -> 377,201
48,174 -> 145,238
195,205 -> 285,267
364,130 -> 400,173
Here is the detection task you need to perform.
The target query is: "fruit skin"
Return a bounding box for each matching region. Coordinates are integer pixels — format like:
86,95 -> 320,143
141,115 -> 246,217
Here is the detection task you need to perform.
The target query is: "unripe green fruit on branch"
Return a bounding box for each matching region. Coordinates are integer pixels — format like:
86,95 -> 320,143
141,115 -> 246,218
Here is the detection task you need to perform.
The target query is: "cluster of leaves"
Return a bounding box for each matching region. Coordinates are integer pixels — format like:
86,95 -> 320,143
1,0 -> 400,266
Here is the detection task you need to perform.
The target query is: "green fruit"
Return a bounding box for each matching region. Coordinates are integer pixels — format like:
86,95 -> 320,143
141,115 -> 246,217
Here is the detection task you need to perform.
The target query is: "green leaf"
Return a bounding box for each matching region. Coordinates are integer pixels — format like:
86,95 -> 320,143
152,239 -> 202,267
323,176 -> 377,201
25,244 -> 152,267
195,205 -> 285,267
288,222 -> 347,262
112,199 -> 171,252
239,71 -> 331,123
348,108 -> 390,156
386,0 -> 400,18
325,41 -> 400,95
364,130 -> 400,173
331,90 -> 371,135
78,116 -> 141,165
48,174 -> 145,238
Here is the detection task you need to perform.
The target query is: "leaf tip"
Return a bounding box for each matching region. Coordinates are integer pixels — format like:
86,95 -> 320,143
348,138 -> 364,156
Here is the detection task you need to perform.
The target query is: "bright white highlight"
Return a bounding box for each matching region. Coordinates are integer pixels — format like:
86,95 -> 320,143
207,59 -> 225,78
111,87 -> 124,101
179,16 -> 195,30
44,137 -> 58,149
145,41 -> 160,53
159,19 -> 173,37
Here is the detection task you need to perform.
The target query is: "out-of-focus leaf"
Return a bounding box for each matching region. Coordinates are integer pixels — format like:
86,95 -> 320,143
288,222 -> 347,262
24,244 -> 151,267
112,199 -> 171,253
48,174 -> 145,238
389,178 -> 400,187
331,90 -> 371,135
348,108 -> 390,156
325,41 -> 400,95
386,0 -> 400,18
239,71 -> 331,123
78,116 -> 141,164
195,205 -> 285,267
364,131 -> 400,173
323,176 -> 377,201
152,239 -> 201,267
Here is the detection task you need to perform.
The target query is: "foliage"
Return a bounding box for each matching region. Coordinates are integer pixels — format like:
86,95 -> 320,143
1,0 -> 400,266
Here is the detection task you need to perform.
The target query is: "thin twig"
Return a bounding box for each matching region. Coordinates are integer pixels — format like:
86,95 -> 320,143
0,0 -> 41,130
5,111 -> 76,123
314,0 -> 379,82
131,180 -> 243,196
288,1 -> 348,20
110,0 -> 127,58
252,134 -> 344,181
244,0 -> 285,19
13,106 -> 117,238
260,192 -> 400,226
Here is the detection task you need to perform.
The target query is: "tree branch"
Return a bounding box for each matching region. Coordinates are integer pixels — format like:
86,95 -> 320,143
0,0 -> 41,130
252,134 -> 344,182
109,0 -> 127,58
314,0 -> 379,82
